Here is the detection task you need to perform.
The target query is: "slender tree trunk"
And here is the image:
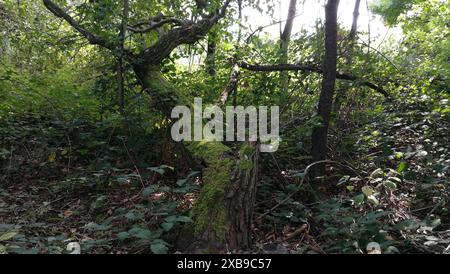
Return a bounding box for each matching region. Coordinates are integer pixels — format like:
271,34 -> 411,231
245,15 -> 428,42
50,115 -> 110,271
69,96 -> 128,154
206,34 -> 217,76
116,0 -> 129,118
311,0 -> 340,177
349,0 -> 361,42
232,0 -> 243,109
279,0 -> 297,94
333,0 -> 361,121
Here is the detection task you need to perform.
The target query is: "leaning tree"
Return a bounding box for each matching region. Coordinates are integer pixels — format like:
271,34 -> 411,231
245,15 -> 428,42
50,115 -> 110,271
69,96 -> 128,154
42,0 -> 260,250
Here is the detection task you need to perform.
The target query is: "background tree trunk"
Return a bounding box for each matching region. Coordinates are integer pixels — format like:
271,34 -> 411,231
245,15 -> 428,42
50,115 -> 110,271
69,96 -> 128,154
333,0 -> 361,115
279,0 -> 297,94
311,0 -> 340,178
349,0 -> 361,42
116,0 -> 129,118
206,33 -> 217,76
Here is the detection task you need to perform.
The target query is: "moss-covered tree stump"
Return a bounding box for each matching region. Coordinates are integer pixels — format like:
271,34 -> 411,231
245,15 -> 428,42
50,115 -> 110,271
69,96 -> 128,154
188,141 -> 259,251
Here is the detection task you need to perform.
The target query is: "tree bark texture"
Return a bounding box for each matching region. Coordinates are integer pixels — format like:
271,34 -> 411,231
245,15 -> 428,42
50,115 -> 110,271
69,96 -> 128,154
311,0 -> 340,177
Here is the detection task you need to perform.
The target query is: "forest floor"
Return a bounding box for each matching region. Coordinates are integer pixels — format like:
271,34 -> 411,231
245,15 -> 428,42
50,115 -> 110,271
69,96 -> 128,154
0,93 -> 449,254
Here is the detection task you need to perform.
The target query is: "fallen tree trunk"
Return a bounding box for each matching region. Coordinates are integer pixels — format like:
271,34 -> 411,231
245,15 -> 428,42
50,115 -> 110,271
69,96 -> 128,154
279,0 -> 298,94
134,51 -> 259,252
311,0 -> 340,177
225,142 -> 259,249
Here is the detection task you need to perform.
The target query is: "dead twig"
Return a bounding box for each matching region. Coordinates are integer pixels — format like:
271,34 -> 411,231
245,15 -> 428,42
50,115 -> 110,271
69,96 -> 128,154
284,224 -> 309,241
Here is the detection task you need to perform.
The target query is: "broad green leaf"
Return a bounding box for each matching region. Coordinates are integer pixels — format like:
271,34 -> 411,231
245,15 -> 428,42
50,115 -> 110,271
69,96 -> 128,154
353,194 -> 365,205
116,176 -> 129,184
117,232 -> 130,241
125,211 -> 138,220
165,215 -> 192,223
384,181 -> 397,189
150,243 -> 168,254
84,222 -> 111,231
129,228 -> 153,240
176,179 -> 188,186
0,232 -> 17,241
293,172 -> 306,178
142,186 -> 157,197
362,186 -> 375,197
161,222 -> 174,232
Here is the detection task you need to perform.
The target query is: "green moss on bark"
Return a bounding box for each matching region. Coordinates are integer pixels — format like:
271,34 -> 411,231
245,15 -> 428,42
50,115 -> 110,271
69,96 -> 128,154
188,141 -> 233,240
187,142 -> 257,241
141,66 -> 188,107
238,143 -> 255,170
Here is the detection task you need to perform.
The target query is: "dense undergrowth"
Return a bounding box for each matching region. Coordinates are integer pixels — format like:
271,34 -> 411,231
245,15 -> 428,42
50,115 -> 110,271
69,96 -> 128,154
1,89 -> 448,254
0,0 -> 449,254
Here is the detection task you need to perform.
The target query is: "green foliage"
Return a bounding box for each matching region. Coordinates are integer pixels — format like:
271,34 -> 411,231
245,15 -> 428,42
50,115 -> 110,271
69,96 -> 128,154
0,0 -> 448,254
397,0 -> 450,83
371,0 -> 420,26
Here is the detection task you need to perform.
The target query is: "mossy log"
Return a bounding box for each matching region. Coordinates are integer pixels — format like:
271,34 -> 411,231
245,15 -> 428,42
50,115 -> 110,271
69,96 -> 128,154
134,65 -> 187,117
188,141 -> 260,251
135,65 -> 260,251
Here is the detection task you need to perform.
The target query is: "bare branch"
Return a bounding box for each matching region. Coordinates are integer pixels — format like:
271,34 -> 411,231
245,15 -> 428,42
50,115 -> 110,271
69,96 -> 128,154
256,160 -> 341,222
42,0 -> 116,51
128,17 -> 192,34
239,62 -> 390,97
217,64 -> 240,107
